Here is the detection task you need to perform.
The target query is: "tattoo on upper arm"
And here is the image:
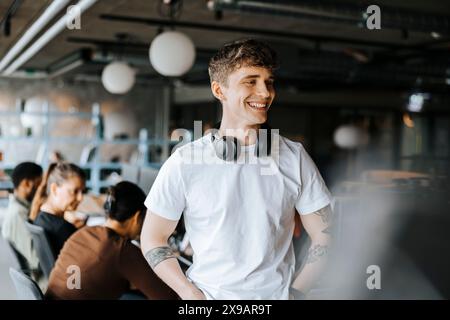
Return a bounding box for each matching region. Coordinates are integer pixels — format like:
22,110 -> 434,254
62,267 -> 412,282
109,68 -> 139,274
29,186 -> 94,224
314,205 -> 332,224
144,246 -> 176,269
306,244 -> 328,264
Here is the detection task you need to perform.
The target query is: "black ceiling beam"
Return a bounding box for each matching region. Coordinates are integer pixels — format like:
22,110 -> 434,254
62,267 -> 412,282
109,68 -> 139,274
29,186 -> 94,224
66,36 -> 217,57
212,0 -> 450,35
0,0 -> 23,37
67,36 -> 149,49
99,14 -> 407,50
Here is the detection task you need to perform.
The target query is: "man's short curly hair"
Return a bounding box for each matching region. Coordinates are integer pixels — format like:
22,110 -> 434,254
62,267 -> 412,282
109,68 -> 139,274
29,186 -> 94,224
208,38 -> 279,86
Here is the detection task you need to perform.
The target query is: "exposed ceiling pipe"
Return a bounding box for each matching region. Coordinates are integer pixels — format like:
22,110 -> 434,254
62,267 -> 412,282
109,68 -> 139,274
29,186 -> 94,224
228,0 -> 359,22
210,0 -> 450,35
0,0 -> 71,73
2,0 -> 98,76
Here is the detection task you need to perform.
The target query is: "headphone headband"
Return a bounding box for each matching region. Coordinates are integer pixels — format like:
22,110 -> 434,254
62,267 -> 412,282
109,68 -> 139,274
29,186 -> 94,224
104,187 -> 116,214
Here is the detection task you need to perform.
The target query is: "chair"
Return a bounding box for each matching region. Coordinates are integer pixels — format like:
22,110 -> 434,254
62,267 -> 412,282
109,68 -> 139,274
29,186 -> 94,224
9,268 -> 44,300
25,221 -> 55,279
7,241 -> 31,276
79,143 -> 98,166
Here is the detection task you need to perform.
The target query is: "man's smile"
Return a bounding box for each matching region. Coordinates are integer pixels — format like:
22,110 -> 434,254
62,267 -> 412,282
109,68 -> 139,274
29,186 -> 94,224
247,101 -> 270,111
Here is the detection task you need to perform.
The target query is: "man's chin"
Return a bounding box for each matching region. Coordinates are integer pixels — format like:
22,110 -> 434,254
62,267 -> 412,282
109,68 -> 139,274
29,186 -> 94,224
254,115 -> 268,124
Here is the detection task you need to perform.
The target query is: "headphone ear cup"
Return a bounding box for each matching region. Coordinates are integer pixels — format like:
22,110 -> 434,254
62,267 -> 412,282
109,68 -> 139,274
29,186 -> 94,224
213,136 -> 240,161
104,193 -> 116,214
104,195 -> 111,213
256,127 -> 272,157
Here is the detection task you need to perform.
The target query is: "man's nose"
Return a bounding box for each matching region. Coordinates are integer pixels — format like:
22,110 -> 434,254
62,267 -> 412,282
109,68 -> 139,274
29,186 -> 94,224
256,83 -> 271,98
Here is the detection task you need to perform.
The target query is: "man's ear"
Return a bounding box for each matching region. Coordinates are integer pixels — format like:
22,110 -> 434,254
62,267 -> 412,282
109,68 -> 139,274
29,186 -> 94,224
131,210 -> 142,229
133,210 -> 140,223
211,81 -> 225,101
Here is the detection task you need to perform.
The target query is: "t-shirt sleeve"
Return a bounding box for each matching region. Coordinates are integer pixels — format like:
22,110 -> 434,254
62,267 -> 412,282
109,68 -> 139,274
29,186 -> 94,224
118,241 -> 178,300
295,145 -> 332,215
144,150 -> 186,221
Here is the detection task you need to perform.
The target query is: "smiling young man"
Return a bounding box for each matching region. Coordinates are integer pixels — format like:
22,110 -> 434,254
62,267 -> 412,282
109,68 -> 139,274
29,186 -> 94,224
141,39 -> 333,300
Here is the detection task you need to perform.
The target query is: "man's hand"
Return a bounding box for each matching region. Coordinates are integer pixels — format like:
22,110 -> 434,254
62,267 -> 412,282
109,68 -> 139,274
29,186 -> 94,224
64,211 -> 87,228
291,204 -> 332,295
141,211 -> 205,300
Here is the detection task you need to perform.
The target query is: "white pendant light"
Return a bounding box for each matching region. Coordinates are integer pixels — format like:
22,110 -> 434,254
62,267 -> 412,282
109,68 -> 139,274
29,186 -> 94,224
149,31 -> 196,77
20,97 -> 50,135
101,61 -> 136,94
333,124 -> 369,149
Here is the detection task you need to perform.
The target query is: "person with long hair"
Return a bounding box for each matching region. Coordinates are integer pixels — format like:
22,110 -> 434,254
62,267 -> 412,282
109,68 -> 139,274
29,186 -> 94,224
30,162 -> 86,257
45,181 -> 177,300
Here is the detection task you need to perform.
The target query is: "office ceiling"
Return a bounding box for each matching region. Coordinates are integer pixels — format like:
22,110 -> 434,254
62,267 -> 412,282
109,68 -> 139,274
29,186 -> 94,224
0,0 -> 449,91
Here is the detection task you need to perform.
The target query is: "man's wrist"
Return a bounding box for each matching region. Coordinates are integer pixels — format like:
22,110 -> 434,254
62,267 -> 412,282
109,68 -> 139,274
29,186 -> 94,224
179,282 -> 205,300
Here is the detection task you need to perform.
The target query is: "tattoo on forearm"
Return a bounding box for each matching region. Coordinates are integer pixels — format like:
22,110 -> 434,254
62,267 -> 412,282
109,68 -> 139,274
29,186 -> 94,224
321,226 -> 332,235
306,244 -> 328,264
144,246 -> 176,269
314,206 -> 332,224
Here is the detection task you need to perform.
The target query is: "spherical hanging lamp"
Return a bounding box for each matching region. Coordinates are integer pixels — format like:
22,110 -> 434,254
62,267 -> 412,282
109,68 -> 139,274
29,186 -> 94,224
20,97 -> 49,135
334,124 -> 368,149
101,61 -> 136,94
149,31 -> 196,77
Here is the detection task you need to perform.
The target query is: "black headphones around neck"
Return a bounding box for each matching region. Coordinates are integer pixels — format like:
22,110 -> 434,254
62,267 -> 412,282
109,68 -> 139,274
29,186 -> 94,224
210,122 -> 272,162
104,187 -> 116,214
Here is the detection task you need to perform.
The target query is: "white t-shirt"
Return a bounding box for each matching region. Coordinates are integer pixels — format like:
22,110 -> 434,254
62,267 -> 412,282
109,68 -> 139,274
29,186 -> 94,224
145,133 -> 332,299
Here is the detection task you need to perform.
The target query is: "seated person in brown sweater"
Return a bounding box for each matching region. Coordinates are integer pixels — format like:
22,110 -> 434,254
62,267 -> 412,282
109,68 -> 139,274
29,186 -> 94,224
30,162 -> 87,258
45,181 -> 177,300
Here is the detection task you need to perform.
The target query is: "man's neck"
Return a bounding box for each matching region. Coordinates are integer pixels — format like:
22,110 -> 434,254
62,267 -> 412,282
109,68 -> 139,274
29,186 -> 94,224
219,117 -> 261,146
104,218 -> 130,238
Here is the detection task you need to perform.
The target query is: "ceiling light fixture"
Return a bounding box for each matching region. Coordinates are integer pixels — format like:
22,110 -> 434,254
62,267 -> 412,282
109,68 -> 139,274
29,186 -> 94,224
407,92 -> 429,113
149,0 -> 196,77
101,61 -> 136,94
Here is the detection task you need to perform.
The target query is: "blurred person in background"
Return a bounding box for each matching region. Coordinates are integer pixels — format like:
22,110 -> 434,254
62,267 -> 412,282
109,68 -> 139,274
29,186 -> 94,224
2,162 -> 43,274
45,181 -> 177,300
30,162 -> 86,257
